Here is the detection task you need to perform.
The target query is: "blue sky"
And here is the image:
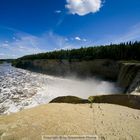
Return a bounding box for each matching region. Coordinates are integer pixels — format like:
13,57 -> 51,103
0,0 -> 140,59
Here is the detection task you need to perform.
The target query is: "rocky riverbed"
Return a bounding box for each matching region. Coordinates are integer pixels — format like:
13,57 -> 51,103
0,63 -> 121,114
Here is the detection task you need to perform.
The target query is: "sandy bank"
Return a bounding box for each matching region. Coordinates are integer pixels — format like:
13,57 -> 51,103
0,103 -> 140,140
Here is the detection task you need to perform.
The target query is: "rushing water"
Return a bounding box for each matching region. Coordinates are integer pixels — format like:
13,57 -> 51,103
0,63 -> 121,114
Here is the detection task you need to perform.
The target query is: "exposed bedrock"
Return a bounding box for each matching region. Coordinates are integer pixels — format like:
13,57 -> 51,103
13,59 -> 119,80
13,59 -> 140,94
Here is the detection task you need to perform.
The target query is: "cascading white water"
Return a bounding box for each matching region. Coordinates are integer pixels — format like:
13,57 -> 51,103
0,63 -> 121,114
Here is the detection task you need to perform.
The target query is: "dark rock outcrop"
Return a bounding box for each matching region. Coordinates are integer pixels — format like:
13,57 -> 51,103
50,96 -> 89,104
50,95 -> 140,110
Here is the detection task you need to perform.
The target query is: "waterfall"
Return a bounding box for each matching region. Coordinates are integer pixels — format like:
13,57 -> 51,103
127,71 -> 140,94
117,63 -> 140,93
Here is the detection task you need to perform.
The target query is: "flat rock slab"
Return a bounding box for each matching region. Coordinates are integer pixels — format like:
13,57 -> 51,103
0,103 -> 140,140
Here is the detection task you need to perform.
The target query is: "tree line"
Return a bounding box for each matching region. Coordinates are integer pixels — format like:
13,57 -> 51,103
17,41 -> 140,61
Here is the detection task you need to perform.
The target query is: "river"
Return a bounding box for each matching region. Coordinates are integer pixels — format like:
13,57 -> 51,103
0,63 -> 121,114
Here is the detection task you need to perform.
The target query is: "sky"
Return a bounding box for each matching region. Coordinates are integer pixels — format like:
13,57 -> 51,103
0,0 -> 140,59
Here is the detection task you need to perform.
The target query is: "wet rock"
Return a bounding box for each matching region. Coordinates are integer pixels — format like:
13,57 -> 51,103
22,102 -> 29,106
0,105 -> 7,114
12,95 -> 19,99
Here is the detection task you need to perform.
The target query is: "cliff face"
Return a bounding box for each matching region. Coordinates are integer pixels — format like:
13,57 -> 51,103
13,59 -> 119,80
13,59 -> 140,94
117,63 -> 140,94
127,71 -> 140,94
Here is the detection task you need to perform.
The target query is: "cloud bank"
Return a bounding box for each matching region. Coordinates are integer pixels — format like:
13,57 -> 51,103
0,29 -> 83,59
65,0 -> 102,16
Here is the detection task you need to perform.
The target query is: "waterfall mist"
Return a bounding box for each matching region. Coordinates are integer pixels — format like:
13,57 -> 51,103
44,75 -> 122,101
0,63 -> 122,114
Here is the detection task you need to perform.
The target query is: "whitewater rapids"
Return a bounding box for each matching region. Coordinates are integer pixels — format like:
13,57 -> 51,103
0,63 -> 121,114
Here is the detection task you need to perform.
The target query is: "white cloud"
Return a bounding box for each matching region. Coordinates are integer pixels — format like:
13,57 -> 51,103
55,10 -> 62,14
83,38 -> 87,42
75,36 -> 81,41
1,43 -> 9,48
0,27 -> 91,59
0,31 -> 77,59
0,33 -> 45,59
65,0 -> 102,16
75,36 -> 87,42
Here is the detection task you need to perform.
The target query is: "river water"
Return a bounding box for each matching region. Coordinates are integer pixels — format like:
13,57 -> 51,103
0,63 -> 121,114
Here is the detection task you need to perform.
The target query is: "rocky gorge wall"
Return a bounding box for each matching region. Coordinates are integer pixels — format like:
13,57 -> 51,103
13,59 -> 119,80
13,59 -> 140,94
118,63 -> 140,94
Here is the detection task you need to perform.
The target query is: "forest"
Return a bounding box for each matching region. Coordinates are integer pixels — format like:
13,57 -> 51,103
15,41 -> 140,61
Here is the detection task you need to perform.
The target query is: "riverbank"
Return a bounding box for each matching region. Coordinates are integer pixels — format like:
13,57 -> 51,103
12,59 -> 140,94
0,103 -> 140,140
